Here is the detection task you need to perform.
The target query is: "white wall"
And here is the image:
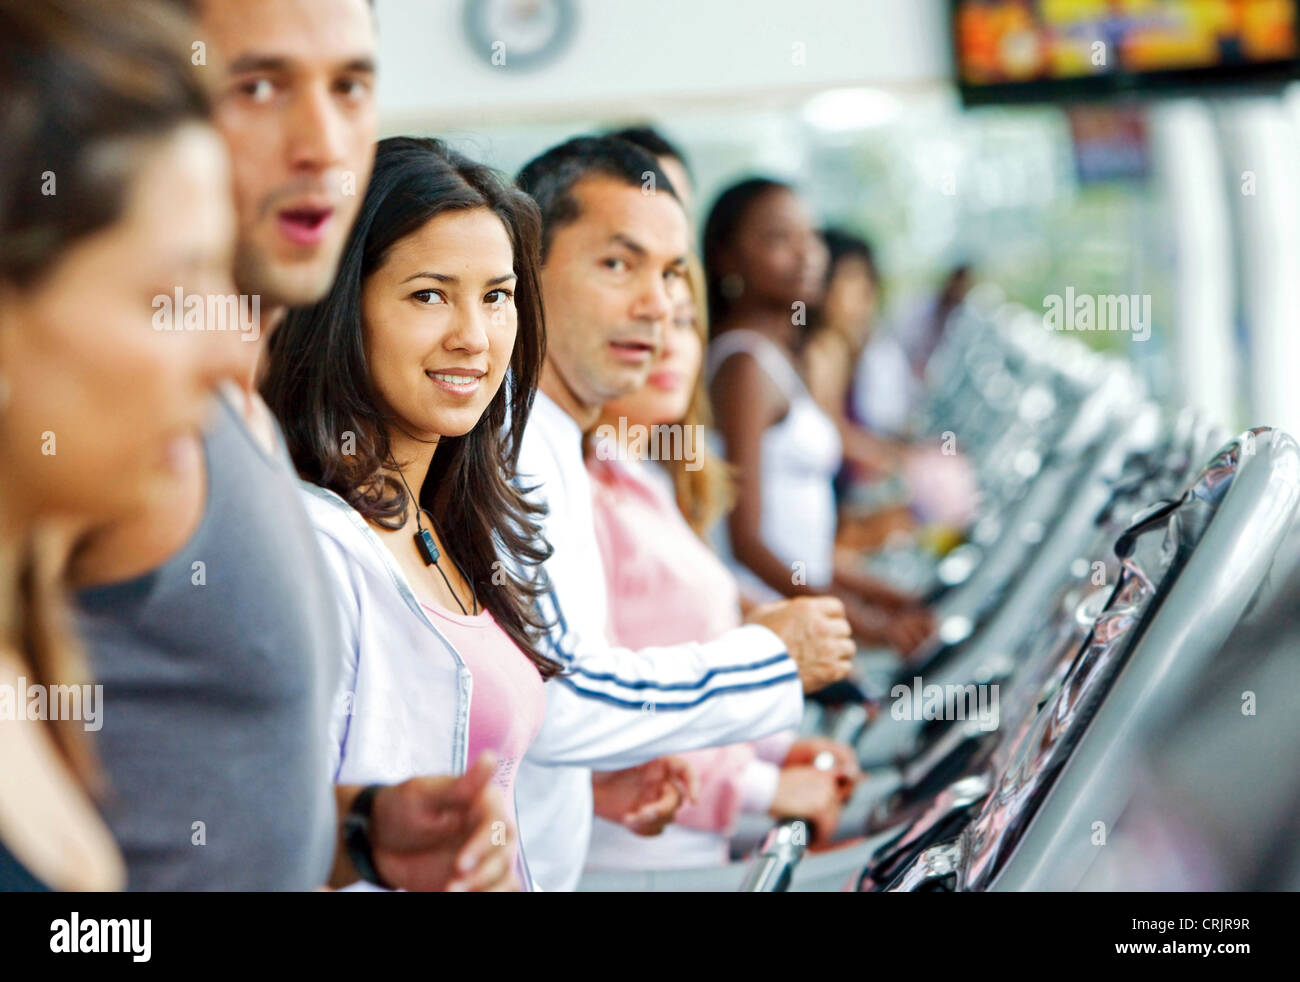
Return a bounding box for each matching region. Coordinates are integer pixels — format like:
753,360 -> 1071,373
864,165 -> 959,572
375,0 -> 952,129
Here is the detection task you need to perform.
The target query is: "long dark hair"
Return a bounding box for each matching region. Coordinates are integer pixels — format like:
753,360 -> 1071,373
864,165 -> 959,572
263,137 -> 560,678
701,176 -> 791,330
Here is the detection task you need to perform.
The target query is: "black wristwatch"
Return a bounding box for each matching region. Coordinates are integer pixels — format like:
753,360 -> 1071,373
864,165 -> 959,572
343,784 -> 392,889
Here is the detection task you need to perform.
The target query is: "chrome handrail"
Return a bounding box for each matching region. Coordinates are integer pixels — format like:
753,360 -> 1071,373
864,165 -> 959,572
738,820 -> 808,892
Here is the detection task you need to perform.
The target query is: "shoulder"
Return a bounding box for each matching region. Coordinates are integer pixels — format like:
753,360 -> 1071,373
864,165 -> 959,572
516,401 -> 573,484
216,381 -> 281,459
0,649 -> 125,891
710,342 -> 766,389
806,329 -> 849,366
708,342 -> 787,424
299,482 -> 360,536
587,456 -> 659,524
297,484 -> 384,579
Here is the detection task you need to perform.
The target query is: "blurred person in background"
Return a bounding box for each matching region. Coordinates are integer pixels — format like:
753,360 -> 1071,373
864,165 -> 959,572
811,228 -> 917,443
584,255 -> 860,872
263,137 -> 569,891
0,0 -> 249,890
606,125 -> 695,218
806,228 -> 908,493
817,230 -> 920,440
704,178 -> 933,654
511,136 -> 856,891
898,262 -> 975,382
811,229 -> 977,548
68,0 -> 516,892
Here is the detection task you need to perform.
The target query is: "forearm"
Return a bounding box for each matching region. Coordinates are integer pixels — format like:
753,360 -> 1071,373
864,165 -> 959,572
731,527 -> 822,599
838,418 -> 902,474
832,561 -> 914,608
527,627 -> 803,770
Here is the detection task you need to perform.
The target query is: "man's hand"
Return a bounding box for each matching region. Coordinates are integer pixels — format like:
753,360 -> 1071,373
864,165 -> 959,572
747,596 -> 855,693
769,766 -> 843,845
362,753 -> 520,892
784,737 -> 861,802
592,757 -> 698,836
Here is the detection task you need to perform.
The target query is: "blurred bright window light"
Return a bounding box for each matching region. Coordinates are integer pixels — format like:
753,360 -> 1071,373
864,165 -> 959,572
802,87 -> 904,132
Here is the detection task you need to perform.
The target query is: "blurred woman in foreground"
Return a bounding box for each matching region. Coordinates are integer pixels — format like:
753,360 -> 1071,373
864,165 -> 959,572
0,0 -> 245,890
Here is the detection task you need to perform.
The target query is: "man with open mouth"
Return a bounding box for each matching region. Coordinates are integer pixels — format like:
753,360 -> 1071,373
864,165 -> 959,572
71,0 -> 518,893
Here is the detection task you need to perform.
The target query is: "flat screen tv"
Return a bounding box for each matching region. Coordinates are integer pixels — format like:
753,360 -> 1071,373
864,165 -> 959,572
954,0 -> 1300,106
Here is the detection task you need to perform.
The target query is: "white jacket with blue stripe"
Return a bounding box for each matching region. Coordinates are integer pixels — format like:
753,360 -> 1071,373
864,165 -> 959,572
513,393 -> 803,891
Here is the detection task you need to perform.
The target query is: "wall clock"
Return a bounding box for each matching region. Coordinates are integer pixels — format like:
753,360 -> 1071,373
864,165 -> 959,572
462,0 -> 578,71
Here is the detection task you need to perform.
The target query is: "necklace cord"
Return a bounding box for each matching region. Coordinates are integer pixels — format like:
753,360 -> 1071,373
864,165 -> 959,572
390,461 -> 477,616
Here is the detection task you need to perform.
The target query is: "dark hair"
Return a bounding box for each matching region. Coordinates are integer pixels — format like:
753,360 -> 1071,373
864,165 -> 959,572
822,227 -> 879,288
0,0 -> 209,286
263,137 -> 560,679
939,262 -> 975,305
700,176 -> 792,328
606,125 -> 690,177
516,135 -> 678,260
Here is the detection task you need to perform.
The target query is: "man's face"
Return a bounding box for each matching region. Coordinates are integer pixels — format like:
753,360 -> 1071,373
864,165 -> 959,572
200,0 -> 378,308
540,176 -> 689,413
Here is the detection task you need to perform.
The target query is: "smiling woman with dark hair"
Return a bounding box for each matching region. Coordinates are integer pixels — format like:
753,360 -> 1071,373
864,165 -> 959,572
262,136 -> 559,890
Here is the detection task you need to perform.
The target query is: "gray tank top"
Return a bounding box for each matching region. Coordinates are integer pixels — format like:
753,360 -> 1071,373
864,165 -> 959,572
76,395 -> 339,890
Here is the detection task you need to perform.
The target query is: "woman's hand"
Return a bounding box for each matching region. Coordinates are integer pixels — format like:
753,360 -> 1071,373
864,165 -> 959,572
783,737 -> 861,801
769,766 -> 843,846
592,756 -> 698,836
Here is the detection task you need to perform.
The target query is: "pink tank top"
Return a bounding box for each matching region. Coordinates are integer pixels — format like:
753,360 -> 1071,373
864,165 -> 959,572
418,603 -> 545,854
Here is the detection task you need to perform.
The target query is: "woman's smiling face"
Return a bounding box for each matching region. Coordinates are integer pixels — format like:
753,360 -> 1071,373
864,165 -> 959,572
361,207 -> 518,442
603,285 -> 702,429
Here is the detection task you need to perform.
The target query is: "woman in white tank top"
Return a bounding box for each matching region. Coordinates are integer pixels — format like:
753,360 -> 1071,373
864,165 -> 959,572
707,328 -> 841,597
703,179 -> 933,655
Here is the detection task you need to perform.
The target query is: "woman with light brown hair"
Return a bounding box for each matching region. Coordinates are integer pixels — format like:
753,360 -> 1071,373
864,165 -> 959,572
0,0 -> 247,889
583,257 -> 860,870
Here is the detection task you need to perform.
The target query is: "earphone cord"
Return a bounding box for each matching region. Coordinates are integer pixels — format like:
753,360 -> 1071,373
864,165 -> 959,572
393,464 -> 477,616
